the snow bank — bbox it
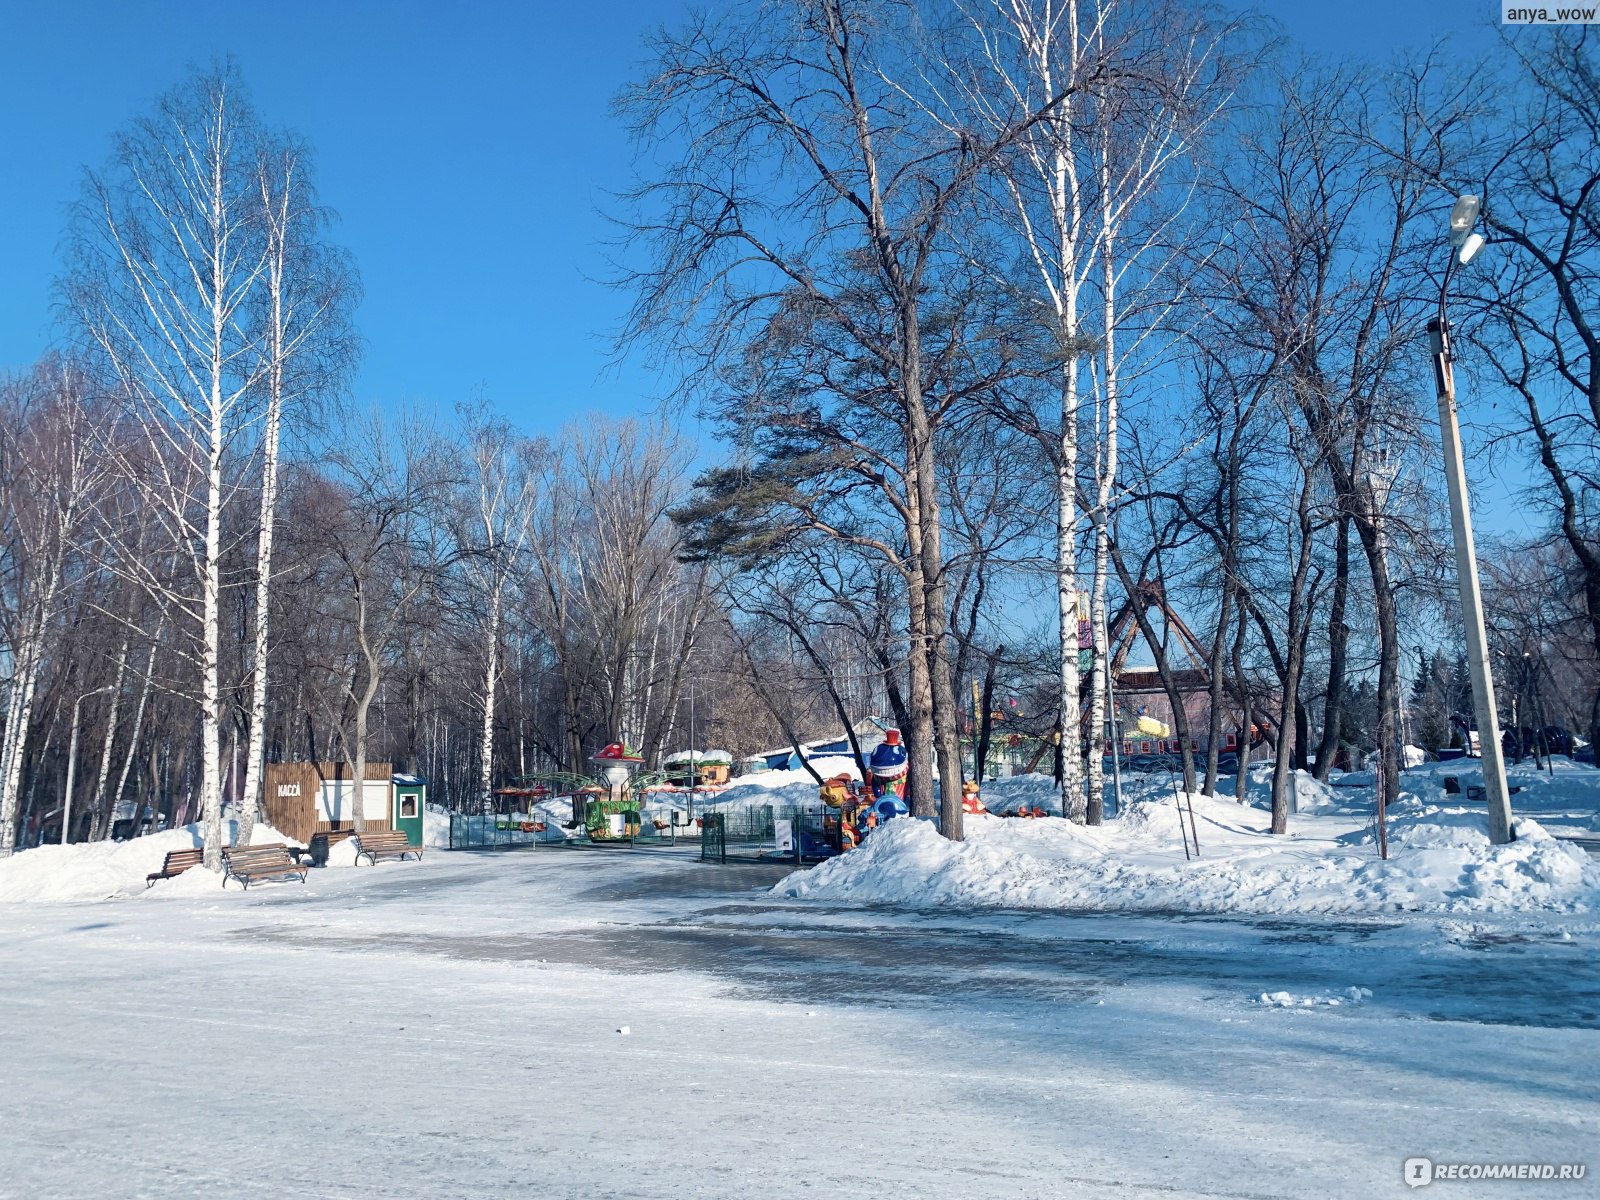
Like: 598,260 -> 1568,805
974,774 -> 1063,814
711,778 -> 829,812
775,788 -> 1600,916
715,759 -> 863,801
0,819 -> 295,904
424,807 -> 452,849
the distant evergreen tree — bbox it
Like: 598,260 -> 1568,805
1409,648 -> 1448,751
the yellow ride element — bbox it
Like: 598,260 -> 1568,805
1134,714 -> 1171,738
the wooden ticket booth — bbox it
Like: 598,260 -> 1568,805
261,762 -> 394,845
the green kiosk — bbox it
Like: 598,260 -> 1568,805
392,774 -> 427,847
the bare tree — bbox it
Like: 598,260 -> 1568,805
1426,30 -> 1600,750
621,0 -> 1104,838
235,127 -> 359,846
301,411 -> 456,831
0,364 -> 107,852
458,410 -> 537,806
66,67 -> 273,866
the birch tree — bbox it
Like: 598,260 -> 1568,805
970,0 -> 1239,821
235,131 -> 359,846
459,411 -> 537,805
961,0 -> 1103,821
66,67 -> 271,866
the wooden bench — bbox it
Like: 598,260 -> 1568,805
146,847 -> 205,888
353,830 -> 423,865
221,843 -> 310,889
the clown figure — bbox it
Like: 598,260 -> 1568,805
867,728 -> 909,803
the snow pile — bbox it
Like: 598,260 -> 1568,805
704,761 -> 877,814
325,834 -> 363,867
775,787 -> 1600,916
976,774 -> 1063,815
663,748 -> 733,765
0,819 -> 295,904
424,807 -> 452,849
710,777 -> 829,812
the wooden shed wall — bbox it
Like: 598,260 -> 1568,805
261,762 -> 393,844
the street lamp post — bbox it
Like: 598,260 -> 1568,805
61,684 -> 115,846
1428,194 -> 1514,845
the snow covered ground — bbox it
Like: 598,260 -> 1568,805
0,818 -> 299,903
0,844 -> 1595,1198
0,758 -> 1596,1196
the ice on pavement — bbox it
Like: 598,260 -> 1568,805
1258,987 -> 1373,1008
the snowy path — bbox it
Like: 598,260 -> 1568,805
1,848 -> 1596,1198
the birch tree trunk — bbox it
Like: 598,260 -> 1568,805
200,340 -> 227,862
66,68 -> 276,870
460,412 -> 534,808
1085,177 -> 1120,826
236,315 -> 283,850
983,0 -> 1090,820
0,627 -> 52,853
239,137 -> 356,846
479,582 -> 503,806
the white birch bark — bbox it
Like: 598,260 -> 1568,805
200,308 -> 227,863
239,140 -> 353,846
66,70 -> 272,869
979,0 -> 1095,820
1086,144 -> 1120,822
0,629 -> 50,853
461,414 -> 535,808
235,371 -> 279,849
479,582 -> 503,805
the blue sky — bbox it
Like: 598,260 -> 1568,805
1,0 -> 674,430
0,0 -> 1502,440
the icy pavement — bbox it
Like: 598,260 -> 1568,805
1,848 -> 1596,1198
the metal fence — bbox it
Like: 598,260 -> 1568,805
446,809 -> 693,852
700,804 -> 838,864
448,812 -> 549,851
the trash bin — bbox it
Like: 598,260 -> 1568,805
308,832 -> 332,867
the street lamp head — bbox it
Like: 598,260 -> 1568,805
1457,231 -> 1487,266
1449,194 -> 1481,247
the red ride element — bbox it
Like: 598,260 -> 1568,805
591,741 -> 644,763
